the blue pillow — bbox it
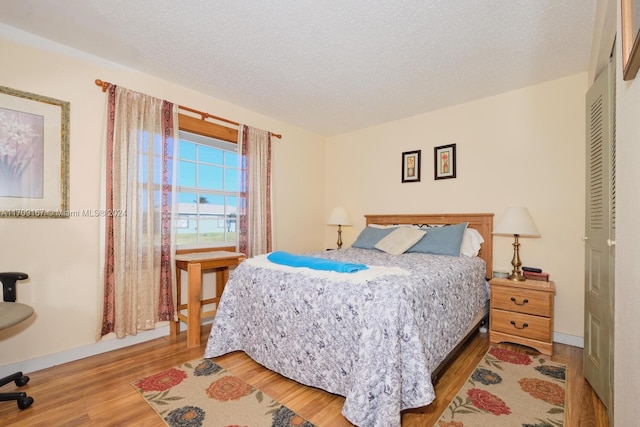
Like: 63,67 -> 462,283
407,222 -> 468,256
351,226 -> 397,249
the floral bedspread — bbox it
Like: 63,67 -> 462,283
205,248 -> 488,427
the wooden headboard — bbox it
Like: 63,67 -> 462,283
365,213 -> 494,279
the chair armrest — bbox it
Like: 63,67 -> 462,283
0,272 -> 29,302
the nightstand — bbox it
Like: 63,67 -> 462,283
489,277 -> 556,355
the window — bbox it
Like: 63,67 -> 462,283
176,130 -> 239,247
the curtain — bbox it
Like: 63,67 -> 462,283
100,85 -> 178,338
237,124 -> 273,258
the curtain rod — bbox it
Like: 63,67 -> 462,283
94,79 -> 282,139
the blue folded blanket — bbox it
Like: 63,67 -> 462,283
266,251 -> 369,273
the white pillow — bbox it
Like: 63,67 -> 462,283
460,228 -> 484,257
375,227 -> 426,255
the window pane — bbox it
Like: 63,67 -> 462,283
224,218 -> 238,233
225,168 -> 238,191
180,140 -> 196,161
225,151 -> 237,167
177,193 -> 198,227
199,145 -> 223,165
175,214 -> 198,245
227,195 -> 238,211
198,164 -> 223,190
196,195 -> 223,214
180,161 -> 196,187
178,192 -> 198,205
195,195 -> 210,205
200,217 -> 226,243
207,195 -> 225,206
198,217 -> 221,236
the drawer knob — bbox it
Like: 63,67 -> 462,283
510,320 -> 529,330
510,297 -> 529,306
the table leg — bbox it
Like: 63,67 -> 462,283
187,262 -> 202,348
215,268 -> 229,304
170,265 -> 182,338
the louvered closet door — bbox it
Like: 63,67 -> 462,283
584,59 -> 615,419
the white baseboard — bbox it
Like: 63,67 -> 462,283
554,331 -> 584,348
0,325 -> 172,377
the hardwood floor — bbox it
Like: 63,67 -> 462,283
0,325 -> 609,426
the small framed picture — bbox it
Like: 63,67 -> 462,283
434,144 -> 456,180
401,150 -> 421,183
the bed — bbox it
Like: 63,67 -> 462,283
205,213 -> 494,427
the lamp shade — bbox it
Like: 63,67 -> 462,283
493,207 -> 540,237
327,207 -> 351,226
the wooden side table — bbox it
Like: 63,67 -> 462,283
170,250 -> 245,348
489,277 -> 556,355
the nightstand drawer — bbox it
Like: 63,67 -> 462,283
491,286 -> 552,317
491,309 -> 552,342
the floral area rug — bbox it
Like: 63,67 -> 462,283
132,358 -> 316,427
435,346 -> 566,427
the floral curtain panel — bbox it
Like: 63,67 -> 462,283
237,125 -> 272,258
100,85 -> 178,338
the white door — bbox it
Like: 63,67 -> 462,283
584,59 -> 615,420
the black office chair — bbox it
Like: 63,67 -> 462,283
0,272 -> 34,410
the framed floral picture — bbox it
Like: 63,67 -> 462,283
434,144 -> 456,180
401,150 -> 421,183
0,86 -> 70,218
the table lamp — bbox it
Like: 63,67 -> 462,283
493,207 -> 540,281
327,207 -> 352,249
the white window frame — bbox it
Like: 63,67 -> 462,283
176,130 -> 239,249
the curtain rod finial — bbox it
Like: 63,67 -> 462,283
95,79 -> 109,92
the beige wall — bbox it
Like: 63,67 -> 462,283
325,74 -> 588,341
0,29 -> 326,369
614,2 -> 640,423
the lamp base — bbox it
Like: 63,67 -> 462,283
508,272 -> 526,282
508,234 -> 526,281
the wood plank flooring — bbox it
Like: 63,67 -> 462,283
0,325 -> 609,426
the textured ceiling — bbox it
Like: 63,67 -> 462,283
0,1 -> 597,136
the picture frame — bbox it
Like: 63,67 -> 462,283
434,143 -> 456,180
622,0 -> 640,80
401,150 -> 421,183
0,86 -> 70,218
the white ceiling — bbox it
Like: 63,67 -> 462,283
0,0 -> 598,136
